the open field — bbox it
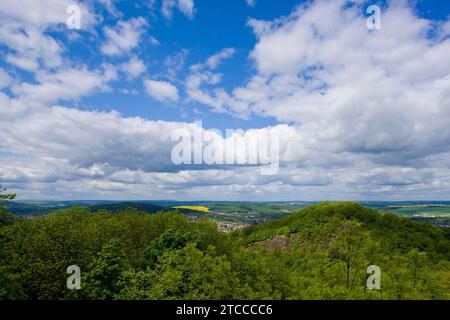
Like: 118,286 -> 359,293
173,205 -> 209,212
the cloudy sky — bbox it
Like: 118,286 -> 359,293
0,0 -> 450,201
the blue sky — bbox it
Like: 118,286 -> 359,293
52,0 -> 450,129
66,0 -> 294,130
1,0 -> 450,200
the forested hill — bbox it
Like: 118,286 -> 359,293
238,202 -> 449,261
0,202 -> 449,300
87,202 -> 168,213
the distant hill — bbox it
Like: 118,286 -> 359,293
4,201 -> 170,216
87,202 -> 168,213
5,200 -> 450,227
4,201 -> 73,215
238,202 -> 450,260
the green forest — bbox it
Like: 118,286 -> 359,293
0,192 -> 449,299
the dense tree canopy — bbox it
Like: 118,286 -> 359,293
0,186 -> 16,227
0,202 -> 448,300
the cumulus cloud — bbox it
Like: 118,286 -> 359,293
0,21 -> 64,72
205,48 -> 235,69
0,106 -> 314,199
164,49 -> 189,79
10,65 -> 116,107
0,0 -> 98,72
120,56 -> 146,79
101,17 -> 147,56
2,98 -> 449,200
0,0 -> 95,28
177,0 -> 195,19
1,0 -> 450,200
186,48 -> 236,112
162,0 -> 195,21
191,0 -> 450,167
144,79 -> 179,102
0,68 -> 12,89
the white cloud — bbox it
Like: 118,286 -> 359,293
162,0 -> 195,20
185,48 -> 236,113
205,48 -> 235,69
177,0 -> 195,19
0,21 -> 63,72
120,56 -> 146,79
0,0 -> 99,72
144,79 -> 179,102
161,0 -> 176,20
101,17 -> 147,56
0,0 -> 95,28
119,88 -> 139,95
246,0 -> 256,7
164,49 -> 188,79
1,0 -> 450,200
149,36 -> 160,46
10,66 -> 116,107
2,100 -> 450,200
186,72 -> 230,113
190,1 -> 450,166
0,68 -> 12,88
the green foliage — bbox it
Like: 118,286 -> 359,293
0,202 -> 449,300
142,229 -> 204,268
119,243 -> 241,300
0,185 -> 16,202
75,240 -> 129,299
0,186 -> 16,227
